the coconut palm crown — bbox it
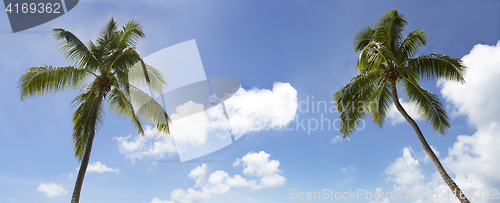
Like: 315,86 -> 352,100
333,9 -> 469,202
18,18 -> 170,203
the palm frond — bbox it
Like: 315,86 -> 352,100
128,61 -> 167,95
368,81 -> 392,127
357,41 -> 395,72
71,82 -> 104,160
375,8 -> 407,51
103,47 -> 166,95
19,66 -> 93,100
354,25 -> 375,52
96,18 -> 119,52
406,53 -> 466,83
333,70 -> 382,137
118,20 -> 145,49
53,28 -> 98,68
104,47 -> 140,73
127,83 -> 170,134
107,86 -> 144,135
402,78 -> 449,134
397,28 -> 427,60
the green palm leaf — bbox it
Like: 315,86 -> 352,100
71,82 -> 104,160
333,70 -> 382,137
368,81 -> 392,127
53,29 -> 98,69
118,19 -> 145,49
19,65 -> 93,100
128,61 -> 167,95
402,78 -> 449,134
354,25 -> 375,52
397,28 -> 427,60
128,83 -> 171,134
107,86 -> 145,135
407,53 -> 466,83
374,8 -> 407,51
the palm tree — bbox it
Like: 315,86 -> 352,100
19,18 -> 170,203
333,9 -> 469,203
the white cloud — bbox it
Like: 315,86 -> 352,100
37,183 -> 68,197
169,101 -> 221,147
383,147 -> 494,203
169,101 -> 231,157
85,161 -> 119,173
115,125 -> 177,162
151,151 -> 285,203
151,197 -> 175,203
116,82 -> 298,162
233,151 -> 281,178
385,148 -> 425,187
439,41 -> 500,129
188,164 -> 207,188
438,40 -> 500,189
444,124 -> 500,188
225,82 -> 298,137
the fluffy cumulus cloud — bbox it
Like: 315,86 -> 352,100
188,164 -> 208,188
439,41 -> 500,129
37,183 -> 68,197
151,151 -> 285,203
115,82 -> 297,161
443,125 -> 500,190
232,151 -> 285,189
385,148 -> 425,187
438,41 -> 500,190
85,161 -> 120,173
114,125 -> 177,162
224,82 -> 298,136
168,101 -> 223,147
383,147 -> 490,203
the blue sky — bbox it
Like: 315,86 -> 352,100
1,0 -> 500,203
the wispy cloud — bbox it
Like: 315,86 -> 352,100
115,125 -> 178,162
341,165 -> 357,172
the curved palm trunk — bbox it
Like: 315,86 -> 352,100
389,82 -> 470,203
70,91 -> 105,203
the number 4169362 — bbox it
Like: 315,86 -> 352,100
5,3 -> 61,14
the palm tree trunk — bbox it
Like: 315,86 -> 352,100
389,82 -> 470,203
70,90 -> 105,203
